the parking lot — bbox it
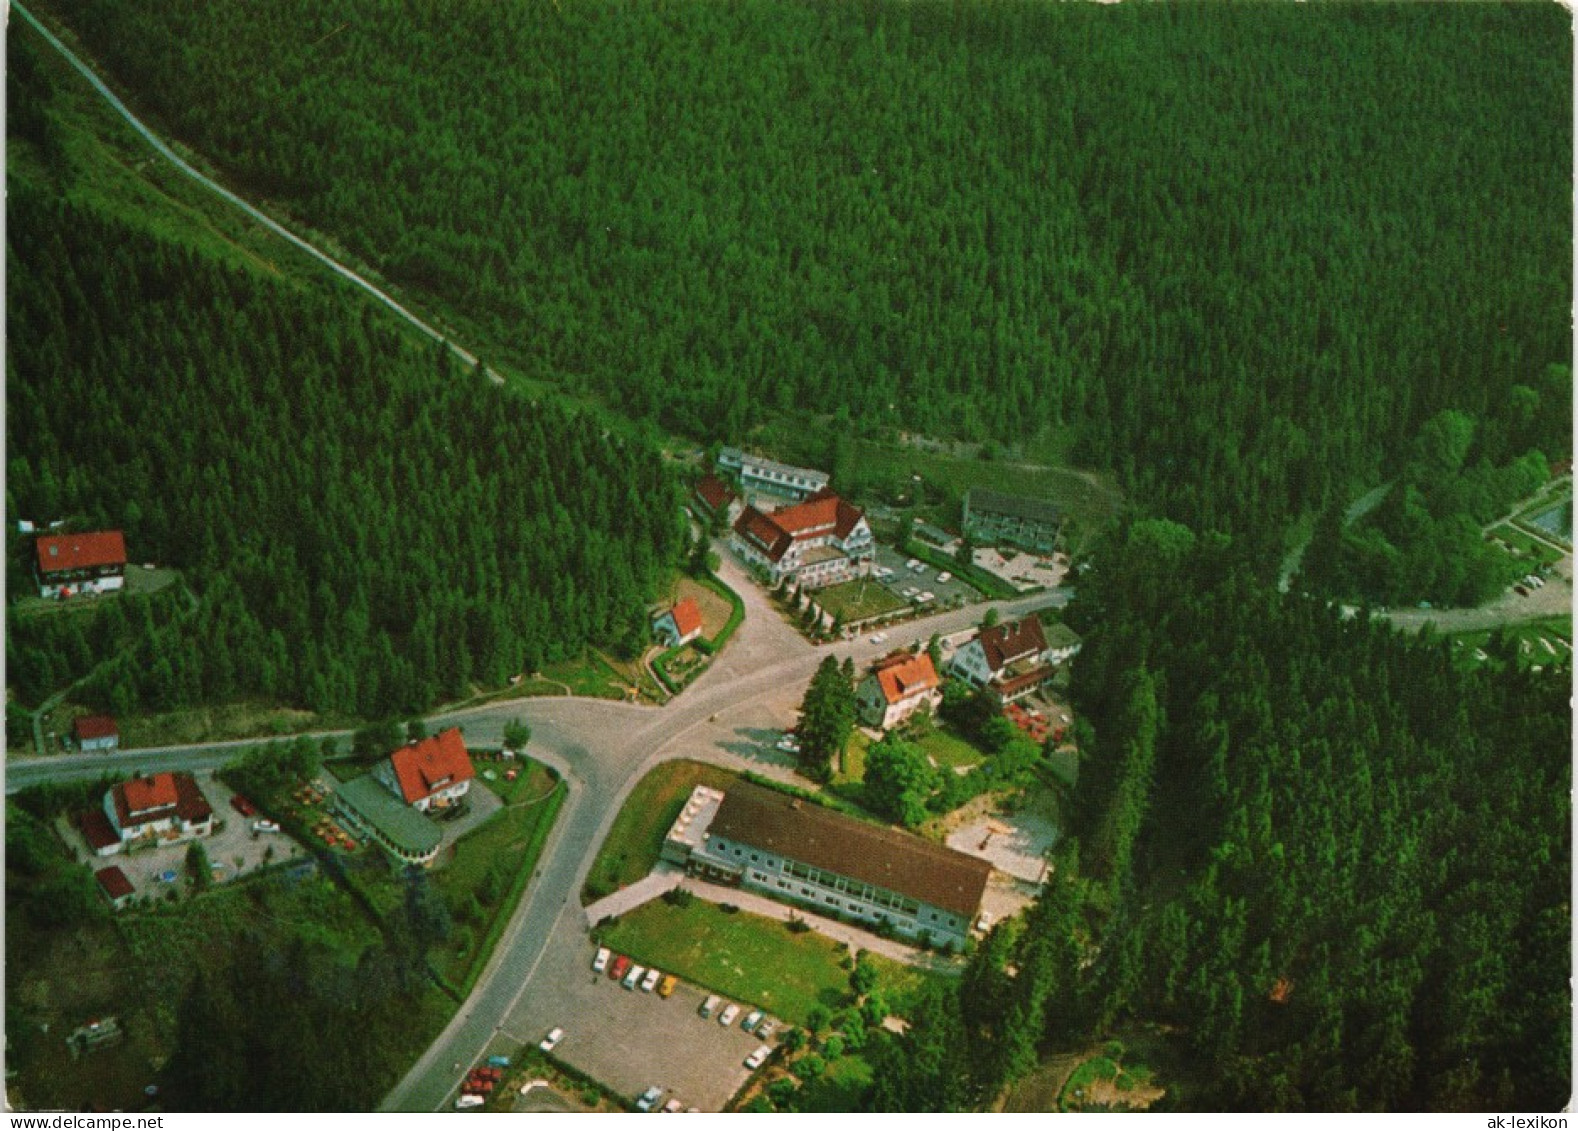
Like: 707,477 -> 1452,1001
867,543 -> 979,614
499,937 -> 773,1112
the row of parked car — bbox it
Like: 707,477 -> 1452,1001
594,946 -> 679,996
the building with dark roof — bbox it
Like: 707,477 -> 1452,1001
948,616 -> 1078,704
331,774 -> 443,867
667,780 -> 991,951
962,489 -> 1062,553
35,531 -> 127,599
729,489 -> 874,589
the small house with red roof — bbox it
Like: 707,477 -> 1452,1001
729,489 -> 874,589
35,531 -> 127,599
857,651 -> 943,730
372,727 -> 475,813
692,475 -> 742,526
948,617 -> 1079,704
90,771 -> 214,854
73,715 -> 120,753
653,597 -> 705,648
94,866 -> 136,911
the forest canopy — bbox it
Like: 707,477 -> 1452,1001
44,0 -> 1573,534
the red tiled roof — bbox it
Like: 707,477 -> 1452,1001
694,475 -> 734,513
73,715 -> 119,742
732,491 -> 865,564
79,808 -> 120,851
979,617 -> 1048,673
35,531 -> 126,575
873,652 -> 940,706
95,866 -> 134,900
389,728 -> 475,805
670,597 -> 703,640
992,664 -> 1055,700
112,772 -> 210,829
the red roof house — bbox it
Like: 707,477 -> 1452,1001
35,531 -> 127,597
73,715 -> 120,751
100,772 -> 214,849
858,651 -> 942,729
729,489 -> 874,588
382,728 -> 475,811
94,866 -> 136,909
654,596 -> 705,647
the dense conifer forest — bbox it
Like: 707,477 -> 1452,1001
46,0 -> 1572,534
859,523 -> 1570,1111
6,181 -> 682,717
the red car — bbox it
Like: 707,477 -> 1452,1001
608,954 -> 631,981
230,795 -> 257,817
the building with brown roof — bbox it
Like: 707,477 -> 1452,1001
729,489 -> 874,590
35,531 -> 127,599
692,475 -> 742,526
653,596 -> 705,648
670,780 -> 991,951
373,727 -> 475,812
94,866 -> 136,911
948,616 -> 1078,704
72,715 -> 120,753
857,651 -> 942,730
93,772 -> 214,854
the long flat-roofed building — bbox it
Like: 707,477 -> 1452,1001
668,780 -> 990,951
718,448 -> 830,501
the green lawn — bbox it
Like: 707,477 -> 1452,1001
433,763 -> 565,990
1488,524 -> 1564,565
915,728 -> 986,772
541,654 -> 635,700
582,760 -> 740,902
595,899 -> 862,1023
815,579 -> 909,624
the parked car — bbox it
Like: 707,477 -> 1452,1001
756,1019 -> 777,1042
487,1055 -> 512,1068
1516,585 -> 1530,596
657,973 -> 678,998
936,571 -> 952,584
252,819 -> 280,834
455,1095 -> 485,1109
744,1045 -> 773,1070
741,1009 -> 764,1034
636,1087 -> 663,1112
593,946 -> 611,974
699,995 -> 721,1019
539,1028 -> 564,1053
906,558 -> 923,571
976,911 -> 994,932
641,967 -> 662,993
775,733 -> 801,753
662,1099 -> 684,1113
609,954 -> 631,981
870,632 -> 887,644
624,964 -> 647,990
230,795 -> 257,817
718,1003 -> 740,1027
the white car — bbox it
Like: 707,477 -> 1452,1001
742,1009 -> 764,1033
936,571 -> 952,584
775,733 -> 801,753
624,964 -> 646,990
641,967 -> 661,993
907,559 -> 924,572
455,1094 -> 485,1109
539,1027 -> 564,1052
252,819 -> 280,834
593,946 -> 611,974
718,1003 -> 740,1027
870,632 -> 887,644
744,1045 -> 773,1070
636,1087 -> 663,1112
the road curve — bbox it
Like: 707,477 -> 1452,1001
11,0 -> 479,372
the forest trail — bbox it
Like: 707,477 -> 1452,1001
13,1 -> 480,372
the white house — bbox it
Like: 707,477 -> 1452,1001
948,617 -> 1076,704
79,772 -> 215,857
717,448 -> 829,501
730,489 -> 874,590
373,727 -> 475,812
857,651 -> 942,730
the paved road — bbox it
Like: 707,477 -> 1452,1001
12,0 -> 480,375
